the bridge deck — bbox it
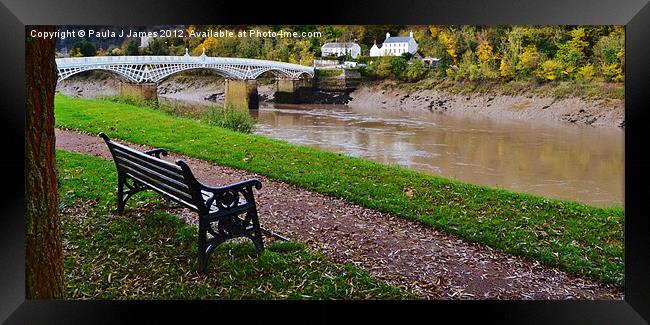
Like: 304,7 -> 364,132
55,54 -> 315,83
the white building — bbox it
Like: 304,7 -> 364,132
370,32 -> 419,57
140,36 -> 152,48
321,42 -> 361,59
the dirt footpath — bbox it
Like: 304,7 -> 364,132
56,128 -> 623,300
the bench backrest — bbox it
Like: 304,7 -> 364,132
100,133 -> 204,211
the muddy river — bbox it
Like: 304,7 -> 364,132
250,103 -> 624,208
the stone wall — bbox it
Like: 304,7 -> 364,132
119,82 -> 158,101
224,79 -> 259,110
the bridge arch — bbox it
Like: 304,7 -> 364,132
55,55 -> 315,83
57,65 -> 303,84
57,66 -> 141,83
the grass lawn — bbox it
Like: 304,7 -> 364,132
58,150 -> 412,299
54,94 -> 624,284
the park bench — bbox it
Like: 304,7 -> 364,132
99,133 -> 265,274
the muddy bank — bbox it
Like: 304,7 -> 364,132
56,72 -> 277,106
57,72 -> 353,106
349,83 -> 624,128
55,71 -> 120,98
159,75 -> 277,105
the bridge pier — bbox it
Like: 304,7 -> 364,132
119,82 -> 158,102
224,79 -> 259,110
274,78 -> 314,104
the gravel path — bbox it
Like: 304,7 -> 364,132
56,128 -> 623,300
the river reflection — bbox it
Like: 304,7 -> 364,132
253,103 -> 624,208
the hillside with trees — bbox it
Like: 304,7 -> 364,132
58,25 -> 625,97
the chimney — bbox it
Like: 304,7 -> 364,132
410,31 -> 414,38
386,32 -> 390,39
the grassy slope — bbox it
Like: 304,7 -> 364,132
54,94 -> 624,284
373,78 -> 625,101
58,150 -> 411,299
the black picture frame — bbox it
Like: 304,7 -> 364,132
1,0 -> 648,323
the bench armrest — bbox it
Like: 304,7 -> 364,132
144,148 -> 168,159
200,179 -> 262,193
200,179 -> 262,210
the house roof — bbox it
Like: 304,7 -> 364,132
384,36 -> 413,43
371,43 -> 383,49
322,42 -> 360,49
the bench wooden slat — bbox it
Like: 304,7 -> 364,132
114,155 -> 190,193
111,146 -> 186,182
117,163 -> 196,204
108,140 -> 180,170
127,174 -> 199,211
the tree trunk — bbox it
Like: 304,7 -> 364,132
25,25 -> 64,299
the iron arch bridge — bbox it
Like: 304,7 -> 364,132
55,54 -> 315,83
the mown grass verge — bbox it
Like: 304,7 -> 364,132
54,94 -> 624,284
57,149 -> 412,299
315,68 -> 344,78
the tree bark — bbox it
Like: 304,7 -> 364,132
25,25 -> 64,299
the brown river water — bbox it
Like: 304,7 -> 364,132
250,103 -> 624,208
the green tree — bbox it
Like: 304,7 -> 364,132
555,27 -> 590,79
146,38 -> 170,55
593,28 -> 624,82
476,41 -> 498,79
71,40 -> 96,57
290,40 -> 315,66
404,59 -> 427,81
373,56 -> 394,78
515,45 -> 540,77
391,56 -> 408,78
122,39 -> 140,55
500,26 -> 524,80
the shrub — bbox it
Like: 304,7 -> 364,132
469,63 -> 483,81
537,59 -> 563,81
499,58 -> 514,79
315,69 -> 343,78
576,64 -> 596,82
71,40 -> 97,57
594,32 -> 624,66
203,105 -> 256,134
391,56 -> 408,77
516,45 -> 540,77
594,31 -> 625,82
372,57 -> 394,79
601,63 -> 624,82
103,94 -> 158,110
403,59 -> 427,82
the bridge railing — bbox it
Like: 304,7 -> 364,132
55,55 -> 314,74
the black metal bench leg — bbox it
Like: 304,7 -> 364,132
117,173 -> 126,215
249,209 -> 265,253
197,219 -> 208,275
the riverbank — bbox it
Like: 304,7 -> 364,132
54,95 -> 624,284
56,129 -> 622,299
56,71 -> 624,127
349,80 -> 624,128
55,71 -> 278,106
